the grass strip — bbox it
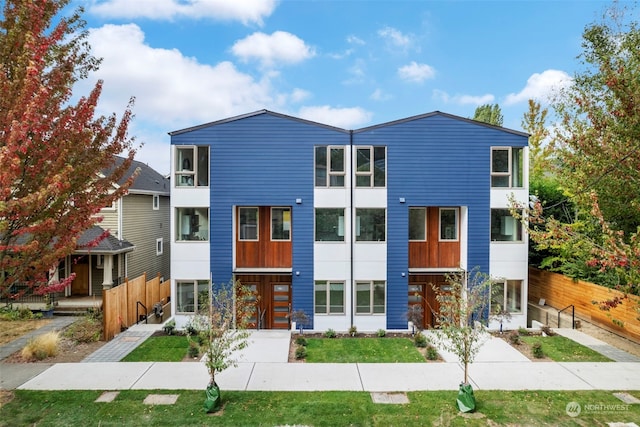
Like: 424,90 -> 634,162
121,335 -> 189,362
304,337 -> 425,363
521,335 -> 613,362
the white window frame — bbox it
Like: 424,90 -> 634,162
355,208 -> 386,242
409,207 -> 427,241
491,146 -> 524,188
491,279 -> 523,314
271,207 -> 291,241
314,281 -> 345,315
354,146 -> 386,188
315,208 -> 345,242
355,280 -> 386,315
175,145 -> 209,188
439,208 -> 459,242
176,280 -> 210,314
239,207 -> 259,241
315,146 -> 345,187
176,207 -> 209,242
491,209 -> 523,242
156,238 -> 163,255
152,194 -> 160,210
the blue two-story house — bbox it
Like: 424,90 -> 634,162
169,110 -> 529,331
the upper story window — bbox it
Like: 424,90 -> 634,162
176,207 -> 209,241
271,207 -> 291,241
409,207 -> 427,241
152,195 -> 160,210
156,238 -> 163,255
176,146 -> 209,187
315,208 -> 345,242
315,146 -> 345,187
439,208 -> 458,241
491,147 -> 523,188
239,207 -> 258,241
355,146 -> 386,187
491,209 -> 523,242
356,208 -> 386,242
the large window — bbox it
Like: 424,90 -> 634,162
355,146 -> 386,187
491,147 -> 523,188
491,280 -> 522,313
439,208 -> 458,241
176,280 -> 209,313
176,207 -> 209,241
409,207 -> 426,241
315,146 -> 345,187
491,209 -> 523,242
239,207 -> 258,241
355,281 -> 386,314
315,208 -> 345,242
271,207 -> 291,241
176,146 -> 209,187
355,208 -> 386,242
314,281 -> 345,314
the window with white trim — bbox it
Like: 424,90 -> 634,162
491,147 -> 523,188
491,280 -> 523,313
439,208 -> 458,241
175,146 -> 209,187
153,195 -> 160,210
314,281 -> 345,314
239,207 -> 258,241
176,280 -> 209,313
176,207 -> 209,241
315,146 -> 345,187
271,207 -> 291,241
491,209 -> 523,242
315,208 -> 345,242
156,238 -> 163,255
355,208 -> 386,242
409,207 -> 427,241
355,281 -> 386,314
355,146 -> 386,187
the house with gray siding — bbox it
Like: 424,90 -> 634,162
169,110 -> 529,331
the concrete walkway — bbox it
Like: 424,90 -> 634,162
555,328 -> 640,362
82,323 -> 159,362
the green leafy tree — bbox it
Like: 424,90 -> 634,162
0,0 -> 136,297
521,99 -> 551,181
472,103 -> 503,126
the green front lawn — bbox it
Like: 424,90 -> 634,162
303,337 -> 426,363
520,335 -> 613,362
2,389 -> 638,426
121,335 -> 189,362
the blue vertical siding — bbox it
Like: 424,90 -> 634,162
354,113 -> 528,329
172,112 -> 349,328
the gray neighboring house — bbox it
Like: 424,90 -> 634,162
62,157 -> 171,297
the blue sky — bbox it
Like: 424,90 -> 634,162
74,0 -> 613,174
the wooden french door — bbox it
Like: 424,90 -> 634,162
236,275 -> 291,329
408,274 -> 447,329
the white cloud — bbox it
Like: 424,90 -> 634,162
504,69 -> 573,105
398,61 -> 435,83
370,88 -> 392,101
378,26 -> 411,49
89,0 -> 277,25
433,89 -> 494,105
231,31 -> 315,67
347,35 -> 365,45
297,106 -> 372,129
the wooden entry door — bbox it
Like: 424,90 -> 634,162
236,275 -> 291,329
408,275 -> 447,329
71,263 -> 89,295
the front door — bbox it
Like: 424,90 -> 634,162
71,263 -> 90,296
408,274 -> 447,329
236,275 -> 292,329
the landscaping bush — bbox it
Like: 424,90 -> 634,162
188,341 -> 200,358
508,331 -> 521,345
324,328 -> 337,338
295,336 -> 307,346
22,331 -> 59,360
426,344 -> 439,360
63,316 -> 102,343
517,327 -> 530,336
532,342 -> 545,358
348,325 -> 357,337
295,345 -> 307,360
377,329 -> 386,338
0,305 -> 34,321
414,331 -> 428,348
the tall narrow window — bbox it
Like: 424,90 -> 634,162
239,207 -> 258,241
315,146 -> 345,187
491,147 -> 523,188
355,208 -> 386,242
409,207 -> 427,241
439,208 -> 458,241
152,195 -> 160,210
355,146 -> 386,187
271,207 -> 291,241
315,208 -> 345,242
491,209 -> 523,242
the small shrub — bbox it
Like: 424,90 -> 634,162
508,331 -> 521,345
517,327 -> 530,336
295,345 -> 307,360
532,342 -> 544,359
163,319 -> 176,335
414,331 -> 428,348
0,305 -> 34,321
295,336 -> 307,346
377,329 -> 386,338
63,317 -> 102,343
348,325 -> 357,337
188,341 -> 200,358
324,328 -> 337,338
426,344 -> 439,360
22,331 -> 60,361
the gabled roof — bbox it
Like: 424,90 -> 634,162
168,109 -> 351,136
109,156 -> 170,196
74,225 -> 135,255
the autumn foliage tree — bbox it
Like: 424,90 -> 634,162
0,0 -> 136,297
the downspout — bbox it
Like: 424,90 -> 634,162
349,130 -> 354,328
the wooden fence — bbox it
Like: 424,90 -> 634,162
103,273 -> 171,341
528,267 -> 640,342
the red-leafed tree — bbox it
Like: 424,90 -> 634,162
0,0 -> 137,298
